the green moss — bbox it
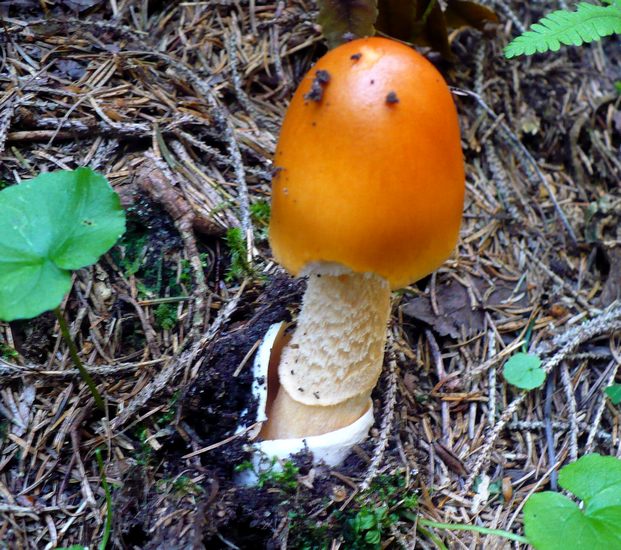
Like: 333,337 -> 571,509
225,227 -> 253,282
250,200 -> 271,242
0,343 -> 18,360
287,472 -> 420,549
154,303 -> 178,330
156,475 -> 204,497
234,458 -> 300,491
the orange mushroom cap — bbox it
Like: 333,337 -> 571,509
269,37 -> 465,289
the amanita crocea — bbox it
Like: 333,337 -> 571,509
260,37 -> 465,442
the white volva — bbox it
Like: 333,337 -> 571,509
237,318 -> 376,486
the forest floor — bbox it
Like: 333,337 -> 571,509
1,1 -> 620,549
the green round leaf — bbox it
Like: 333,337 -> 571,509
524,454 -> 621,550
0,168 -> 125,321
503,352 -> 545,390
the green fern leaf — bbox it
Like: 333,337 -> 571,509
504,2 -> 621,58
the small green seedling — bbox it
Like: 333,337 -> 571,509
524,454 -> 621,549
503,352 -> 546,390
344,505 -> 389,547
341,474 -> 421,548
605,384 -> 621,405
505,1 -> 621,58
235,457 -> 300,490
0,168 -> 126,410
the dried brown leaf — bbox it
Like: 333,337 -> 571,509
433,441 -> 469,476
444,0 -> 499,33
0,385 -> 35,437
317,0 -> 378,49
376,0 -> 498,59
600,245 -> 621,307
402,277 -> 529,339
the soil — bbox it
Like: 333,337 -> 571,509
1,1 -> 620,550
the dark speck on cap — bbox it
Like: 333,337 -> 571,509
386,91 -> 399,104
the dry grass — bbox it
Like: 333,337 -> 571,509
0,1 -> 620,548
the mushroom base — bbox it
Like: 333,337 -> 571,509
260,387 -> 371,439
261,267 -> 391,439
237,321 -> 374,486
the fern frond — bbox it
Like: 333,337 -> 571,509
504,2 -> 621,58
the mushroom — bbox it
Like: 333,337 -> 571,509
261,37 -> 465,441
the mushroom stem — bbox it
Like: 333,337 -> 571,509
261,268 -> 391,440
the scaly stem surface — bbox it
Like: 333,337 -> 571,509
262,269 -> 390,439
